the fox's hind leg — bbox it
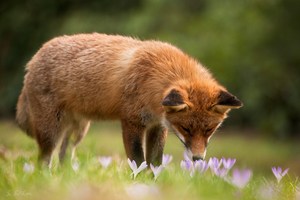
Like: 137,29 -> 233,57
37,133 -> 58,167
70,120 -> 90,162
59,129 -> 72,164
34,110 -> 64,167
145,124 -> 167,166
58,119 -> 90,164
26,91 -> 67,167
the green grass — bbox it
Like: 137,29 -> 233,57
0,121 -> 299,200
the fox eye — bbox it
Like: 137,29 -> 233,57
205,127 -> 214,135
180,125 -> 191,135
206,128 -> 213,132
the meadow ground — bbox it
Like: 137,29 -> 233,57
0,121 -> 299,200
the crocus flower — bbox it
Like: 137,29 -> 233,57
183,150 -> 192,161
150,164 -> 164,180
194,160 -> 209,174
180,159 -> 194,171
180,160 -> 194,177
208,157 -> 222,174
214,167 -> 228,178
23,162 -> 34,173
230,169 -> 252,189
127,159 -> 148,179
162,154 -> 173,167
98,156 -> 112,169
72,160 -> 80,172
222,157 -> 236,170
271,167 -> 289,183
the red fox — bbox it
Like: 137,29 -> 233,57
16,33 -> 242,167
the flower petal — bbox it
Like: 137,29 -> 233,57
272,166 -> 282,181
23,162 -> 35,173
180,160 -> 193,171
214,167 -> 228,178
282,168 -> 289,176
127,158 -> 137,171
222,158 -> 236,169
150,164 -> 164,180
231,169 -> 252,189
136,161 -> 148,174
99,156 -> 112,168
183,150 -> 193,161
150,164 -> 155,172
162,154 -> 173,167
195,160 -> 209,174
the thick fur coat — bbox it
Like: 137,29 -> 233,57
16,33 -> 242,166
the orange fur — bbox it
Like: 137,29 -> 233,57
16,33 -> 242,166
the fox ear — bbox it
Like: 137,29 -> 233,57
162,89 -> 188,113
213,91 -> 243,114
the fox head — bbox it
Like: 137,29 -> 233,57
162,83 -> 242,161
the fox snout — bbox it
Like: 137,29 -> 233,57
191,150 -> 206,161
185,147 -> 206,161
192,155 -> 204,161
173,128 -> 208,161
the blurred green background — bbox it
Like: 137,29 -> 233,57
0,0 -> 299,138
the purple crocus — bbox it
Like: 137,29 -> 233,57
230,169 -> 252,189
183,150 -> 192,161
214,167 -> 228,178
180,160 -> 194,171
23,162 -> 35,174
98,156 -> 112,169
162,154 -> 173,167
180,160 -> 194,177
222,157 -> 236,170
194,160 -> 209,174
150,164 -> 164,180
208,157 -> 222,174
271,167 -> 289,183
71,160 -> 80,172
127,159 -> 148,179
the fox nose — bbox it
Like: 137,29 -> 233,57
192,155 -> 203,161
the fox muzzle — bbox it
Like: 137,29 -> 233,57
192,155 -> 204,161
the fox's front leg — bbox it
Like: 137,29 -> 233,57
121,119 -> 146,165
145,125 -> 167,166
